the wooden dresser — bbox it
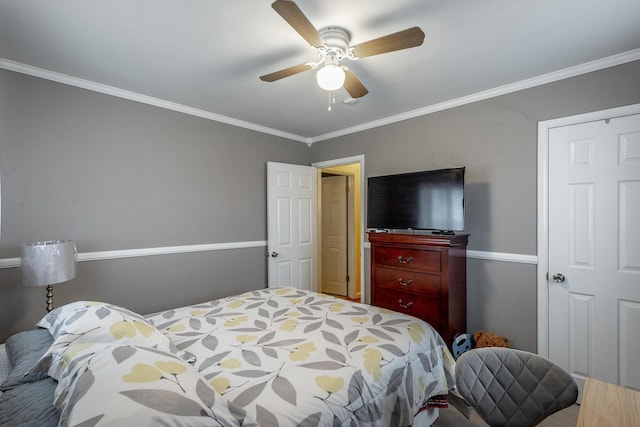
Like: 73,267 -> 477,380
368,231 -> 469,347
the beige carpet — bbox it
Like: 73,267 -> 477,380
433,404 -> 580,427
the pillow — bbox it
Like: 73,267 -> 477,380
54,344 -> 256,427
31,301 -> 181,380
0,329 -> 53,391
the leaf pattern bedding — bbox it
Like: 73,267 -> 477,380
145,287 -> 455,426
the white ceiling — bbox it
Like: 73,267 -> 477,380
1,0 -> 639,143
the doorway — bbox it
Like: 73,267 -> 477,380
313,156 -> 364,302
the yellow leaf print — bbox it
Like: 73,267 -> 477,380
133,320 -> 154,337
224,315 -> 249,327
315,375 -> 345,394
290,298 -> 302,305
168,323 -> 186,332
363,348 -> 382,381
408,322 -> 424,344
227,299 -> 244,309
276,289 -> 290,295
62,343 -> 94,366
219,358 -> 241,369
236,334 -> 257,343
210,377 -> 230,394
190,309 -> 206,316
155,360 -> 187,375
359,335 -> 379,344
110,320 -> 136,339
123,364 -> 163,383
286,311 -> 300,317
351,317 -> 369,325
329,303 -> 344,312
297,342 -> 316,352
419,376 -> 425,399
289,351 -> 310,361
280,319 -> 298,332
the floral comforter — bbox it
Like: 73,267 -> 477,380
32,288 -> 454,426
146,287 -> 455,426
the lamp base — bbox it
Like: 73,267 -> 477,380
46,284 -> 54,312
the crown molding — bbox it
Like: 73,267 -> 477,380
0,58 -> 308,143
2,49 -> 639,145
309,49 -> 640,143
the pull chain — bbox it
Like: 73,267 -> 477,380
327,91 -> 336,111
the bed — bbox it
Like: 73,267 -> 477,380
0,287 -> 456,426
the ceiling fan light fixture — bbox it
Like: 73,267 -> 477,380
316,60 -> 345,91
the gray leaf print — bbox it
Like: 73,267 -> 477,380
325,318 -> 345,330
299,361 -> 344,370
112,346 -> 137,364
232,381 -> 268,407
261,347 -> 278,359
256,404 -> 279,427
325,348 -> 346,363
367,328 -> 394,341
95,307 -> 111,320
242,349 -> 262,366
295,412 -> 322,427
344,330 -> 359,345
234,370 -> 271,378
201,335 -> 218,351
303,321 -> 323,334
71,414 -> 105,427
272,375 -> 297,405
196,378 -> 217,408
379,344 -> 405,357
257,331 -> 276,344
321,330 -> 341,346
347,371 -> 365,404
385,367 -> 404,396
120,389 -> 205,416
189,318 -> 202,330
198,350 -> 231,372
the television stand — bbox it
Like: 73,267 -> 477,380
368,231 -> 469,347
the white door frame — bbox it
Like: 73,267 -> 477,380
536,103 -> 640,357
313,155 -> 365,303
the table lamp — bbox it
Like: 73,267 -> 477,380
21,240 -> 77,312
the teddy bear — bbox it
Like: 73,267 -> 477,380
473,330 -> 510,348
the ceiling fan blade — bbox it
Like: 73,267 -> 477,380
260,63 -> 313,82
350,27 -> 425,58
272,0 -> 325,48
343,69 -> 368,98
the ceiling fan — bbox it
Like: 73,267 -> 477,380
260,0 -> 425,101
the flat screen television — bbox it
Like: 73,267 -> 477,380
367,167 -> 465,233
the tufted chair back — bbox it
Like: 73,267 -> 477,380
454,347 -> 578,427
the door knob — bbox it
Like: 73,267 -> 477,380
552,273 -> 566,283
270,251 -> 279,258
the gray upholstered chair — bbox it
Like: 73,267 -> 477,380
454,347 -> 578,427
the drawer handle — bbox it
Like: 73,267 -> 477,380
398,278 -> 414,287
398,299 -> 413,309
397,256 -> 414,264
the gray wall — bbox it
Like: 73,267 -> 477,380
0,69 -> 310,341
2,61 -> 639,349
310,60 -> 640,351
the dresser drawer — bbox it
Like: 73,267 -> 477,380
374,246 -> 441,272
375,266 -> 441,297
374,288 -> 440,321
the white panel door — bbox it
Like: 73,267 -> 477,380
267,162 -> 317,291
548,114 -> 640,396
321,175 -> 348,296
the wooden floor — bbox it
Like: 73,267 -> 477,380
433,404 -> 580,427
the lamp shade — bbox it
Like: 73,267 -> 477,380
21,240 -> 77,287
